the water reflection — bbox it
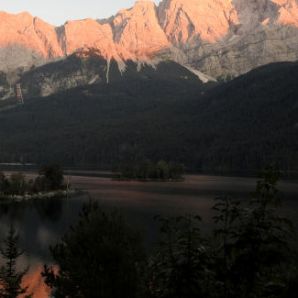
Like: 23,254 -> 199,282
0,196 -> 84,264
21,265 -> 52,298
33,198 -> 63,222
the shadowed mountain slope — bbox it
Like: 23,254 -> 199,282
0,61 -> 297,174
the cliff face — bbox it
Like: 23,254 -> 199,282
158,0 -> 239,46
60,19 -> 120,60
157,0 -> 298,78
0,12 -> 62,73
0,11 -> 60,58
186,0 -> 298,78
0,0 -> 298,87
110,0 -> 170,60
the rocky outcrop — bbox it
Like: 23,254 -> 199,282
0,11 -> 61,73
20,54 -> 109,98
19,53 -> 209,99
273,0 -> 298,26
157,0 -> 298,78
111,0 -> 170,60
60,19 -> 120,60
158,0 -> 239,46
189,24 -> 298,78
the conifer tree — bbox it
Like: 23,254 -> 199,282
0,225 -> 29,298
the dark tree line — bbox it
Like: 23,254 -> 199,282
115,160 -> 185,180
1,62 -> 298,175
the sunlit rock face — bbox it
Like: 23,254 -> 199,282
176,0 -> 298,78
0,11 -> 62,73
273,0 -> 298,26
1,0 -> 298,85
111,0 -> 170,60
0,11 -> 61,58
60,19 -> 122,61
158,0 -> 239,46
55,0 -> 171,63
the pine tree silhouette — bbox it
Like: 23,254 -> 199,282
0,225 -> 29,298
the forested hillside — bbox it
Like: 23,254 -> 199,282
0,61 -> 297,174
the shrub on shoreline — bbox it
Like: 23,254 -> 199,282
0,165 -> 66,197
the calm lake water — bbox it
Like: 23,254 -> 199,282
0,174 -> 298,295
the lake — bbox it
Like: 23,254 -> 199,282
0,174 -> 297,296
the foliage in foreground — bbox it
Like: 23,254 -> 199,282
0,226 -> 29,298
148,215 -> 216,298
42,167 -> 298,298
42,202 -> 145,298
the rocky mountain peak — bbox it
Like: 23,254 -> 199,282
0,10 -> 61,74
158,0 -> 239,46
1,0 -> 298,86
111,0 -> 170,60
61,18 -> 119,60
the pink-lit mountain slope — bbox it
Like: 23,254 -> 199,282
0,0 -> 298,91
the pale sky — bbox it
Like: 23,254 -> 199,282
0,0 -> 161,26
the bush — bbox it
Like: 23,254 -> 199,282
7,173 -> 27,196
148,216 -> 216,298
42,202 -> 146,298
0,226 -> 29,297
0,173 -> 28,196
37,165 -> 64,191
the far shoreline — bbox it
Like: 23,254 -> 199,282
1,166 -> 298,182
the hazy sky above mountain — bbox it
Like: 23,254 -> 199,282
1,0 -> 161,25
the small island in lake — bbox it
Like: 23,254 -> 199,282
0,165 -> 76,201
113,160 -> 185,181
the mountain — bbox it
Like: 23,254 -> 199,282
0,61 -> 297,173
0,57 -> 207,168
158,0 -> 238,46
159,0 -> 298,78
110,0 -> 170,61
1,0 -> 298,94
